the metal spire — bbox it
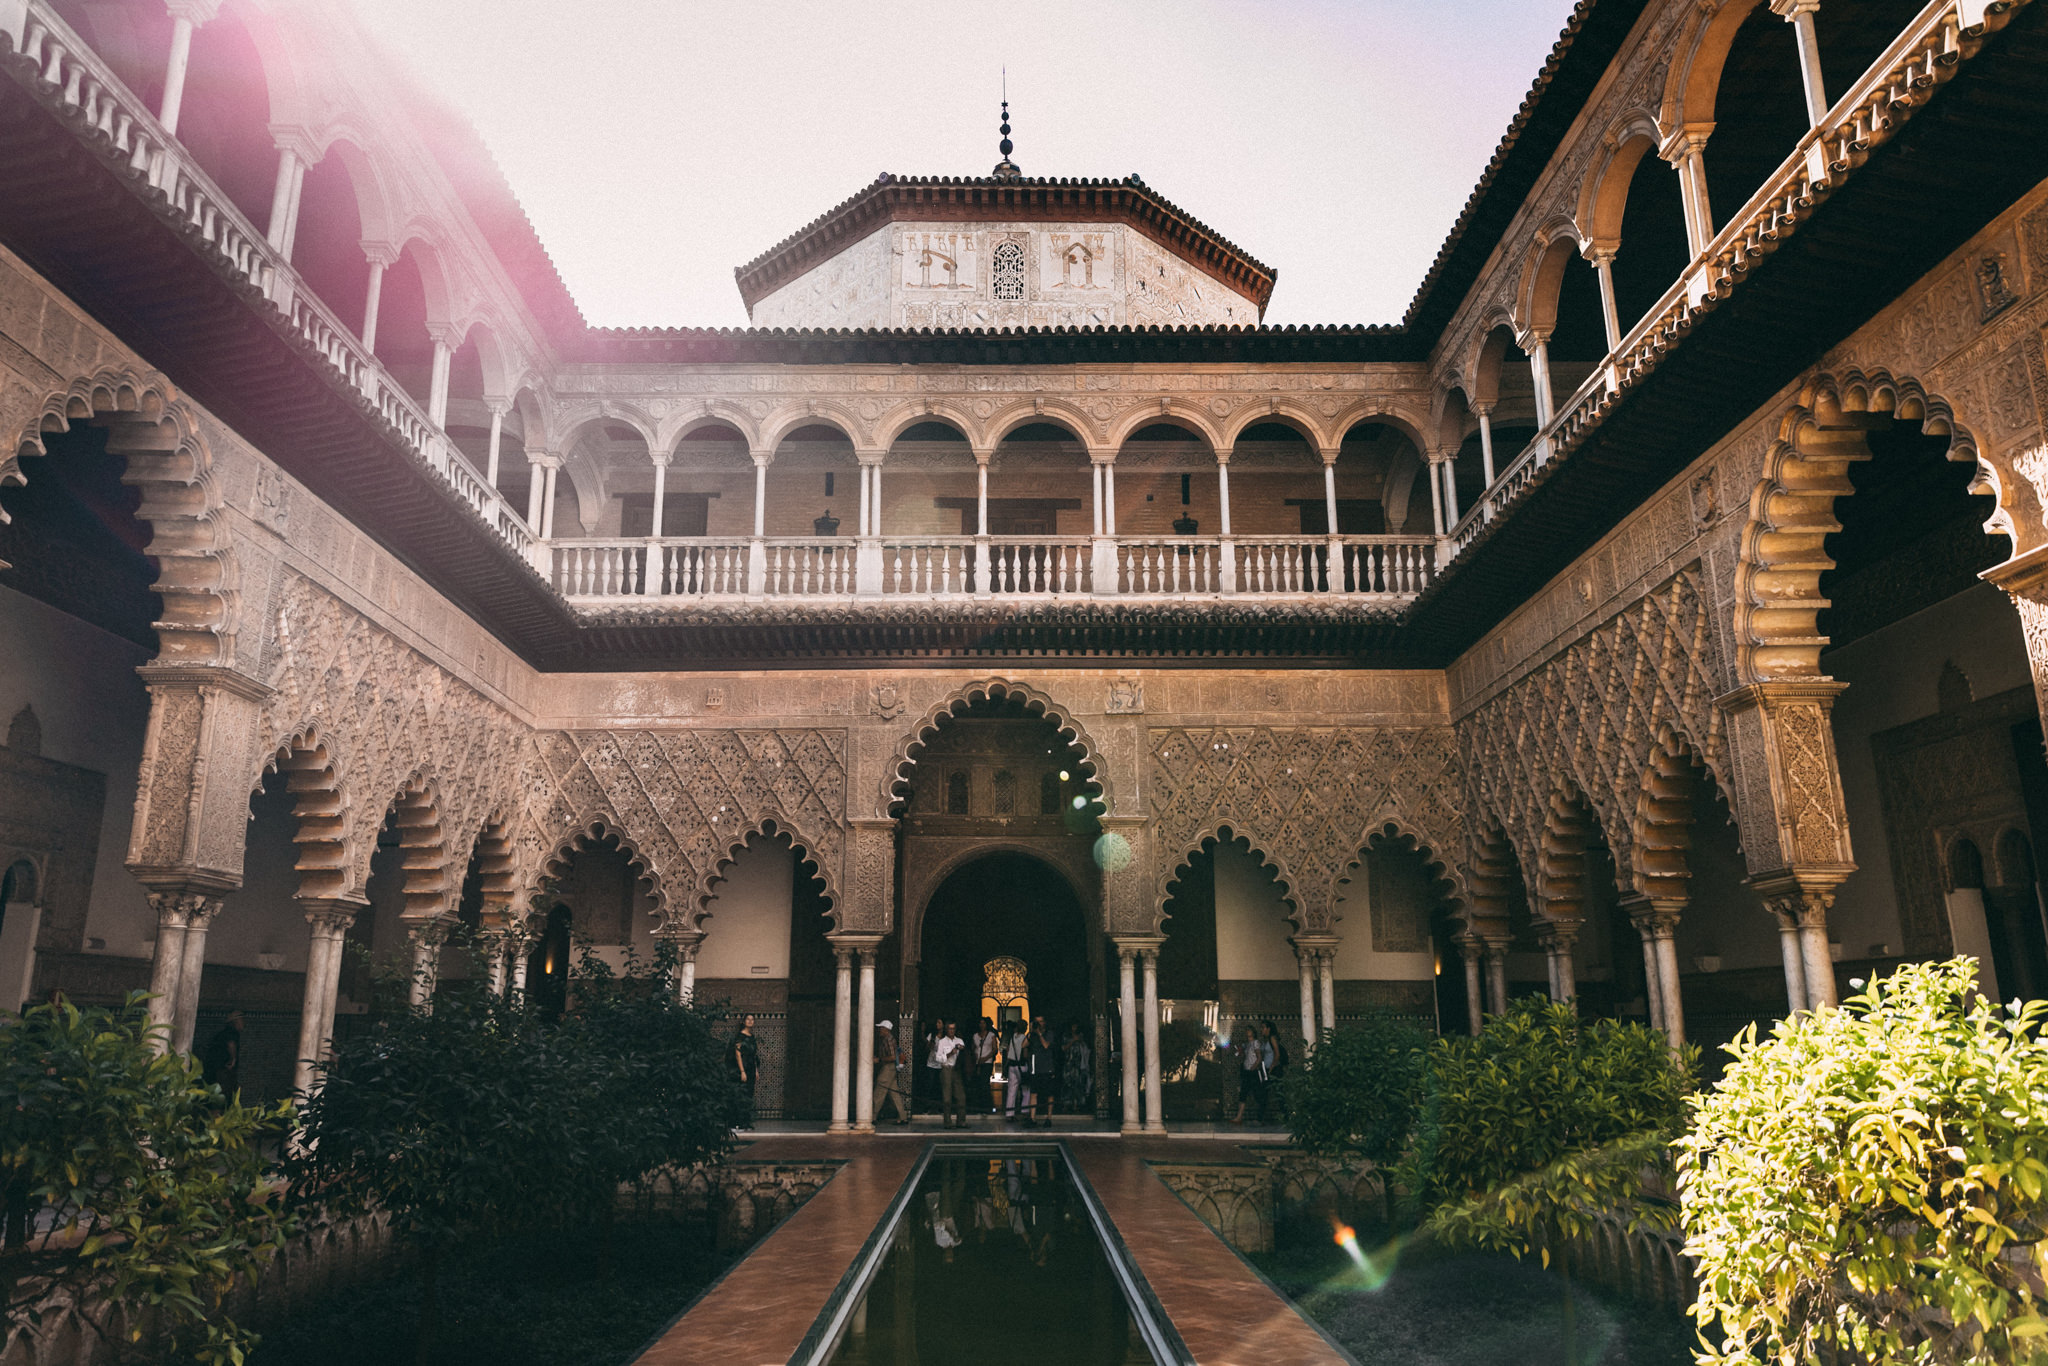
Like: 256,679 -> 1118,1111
993,71 -> 1021,180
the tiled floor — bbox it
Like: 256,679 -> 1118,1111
632,1132 -> 1347,1365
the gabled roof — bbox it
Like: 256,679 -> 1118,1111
731,175 -> 1279,316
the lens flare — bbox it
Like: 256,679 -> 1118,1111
1329,1217 -> 1402,1291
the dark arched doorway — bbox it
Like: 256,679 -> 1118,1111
919,851 -> 1091,1049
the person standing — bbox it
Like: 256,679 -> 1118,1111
201,1010 -> 244,1098
728,1013 -> 759,1128
1004,1016 -> 1033,1123
972,1016 -> 998,1115
934,1019 -> 967,1127
873,1019 -> 911,1125
1264,1020 -> 1290,1119
1059,1023 -> 1092,1116
1029,1016 -> 1057,1123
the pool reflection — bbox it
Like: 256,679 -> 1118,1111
826,1153 -> 1154,1365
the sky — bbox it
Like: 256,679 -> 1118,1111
346,0 -> 1584,329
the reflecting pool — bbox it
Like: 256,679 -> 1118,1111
817,1148 -> 1169,1365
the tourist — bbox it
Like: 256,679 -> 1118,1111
1265,1021 -> 1290,1109
1004,1017 -> 1033,1123
1029,1016 -> 1057,1123
922,1019 -> 946,1111
972,1016 -> 998,1114
728,1014 -> 759,1128
873,1020 -> 911,1125
934,1019 -> 967,1127
1233,1023 -> 1273,1125
1060,1023 -> 1092,1115
201,1010 -> 244,1099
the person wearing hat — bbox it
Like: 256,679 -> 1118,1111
873,1019 -> 912,1125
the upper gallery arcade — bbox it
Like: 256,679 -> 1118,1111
5,0 -> 2048,1133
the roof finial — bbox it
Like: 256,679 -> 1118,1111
993,70 -> 1021,181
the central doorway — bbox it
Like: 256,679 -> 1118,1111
919,853 -> 1090,1035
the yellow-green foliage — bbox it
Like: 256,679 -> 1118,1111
1678,960 -> 2048,1365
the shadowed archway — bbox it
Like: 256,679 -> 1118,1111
918,851 -> 1091,1052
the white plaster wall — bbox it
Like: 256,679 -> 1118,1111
1822,582 -> 2030,961
750,221 -> 1260,330
0,585 -> 154,958
213,778 -> 316,970
1213,842 -> 1296,980
697,839 -> 795,979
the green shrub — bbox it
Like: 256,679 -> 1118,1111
1406,995 -> 1693,1256
1678,959 -> 2048,1365
287,950 -> 745,1365
1282,1012 -> 1432,1164
0,992 -> 295,1365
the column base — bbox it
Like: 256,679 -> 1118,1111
853,1121 -> 875,1135
827,1121 -> 852,1134
1142,1121 -> 1166,1134
1120,1123 -> 1140,1135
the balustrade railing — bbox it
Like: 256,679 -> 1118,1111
550,534 -> 1436,604
1442,0 -> 2007,564
5,1 -> 536,563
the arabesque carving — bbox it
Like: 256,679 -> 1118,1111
1147,725 -> 1470,933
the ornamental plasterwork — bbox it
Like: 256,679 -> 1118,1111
516,728 -> 850,930
257,574 -> 530,902
1455,566 -> 1729,906
1146,725 -> 1472,935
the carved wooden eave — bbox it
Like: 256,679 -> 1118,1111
731,176 -> 1279,317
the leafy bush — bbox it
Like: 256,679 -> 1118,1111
1678,959 -> 2048,1365
1405,996 -> 1693,1256
0,992 -> 295,1365
1282,1012 -> 1432,1164
287,950 -> 746,1363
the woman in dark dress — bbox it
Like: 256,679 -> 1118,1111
728,1014 -> 759,1128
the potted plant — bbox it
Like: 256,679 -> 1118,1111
813,509 -> 839,536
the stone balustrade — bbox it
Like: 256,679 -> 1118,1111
547,532 -> 1439,605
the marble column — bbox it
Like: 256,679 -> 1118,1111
171,901 -> 219,1055
1781,0 -> 1828,127
1317,950 -> 1338,1036
1295,946 -> 1316,1048
855,945 -> 878,1134
1622,895 -> 1687,1049
1118,947 -> 1140,1134
406,922 -> 446,1011
1473,403 -> 1497,486
829,945 -> 854,1133
1140,947 -> 1165,1133
292,898 -> 363,1097
143,892 -> 194,1051
1539,922 -> 1578,1005
1591,248 -> 1622,353
1484,941 -> 1510,1016
1458,937 -> 1485,1035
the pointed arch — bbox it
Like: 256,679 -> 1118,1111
693,813 -> 842,932
1156,823 -> 1302,936
1735,368 -> 2013,682
881,677 -> 1112,818
9,367 -> 237,664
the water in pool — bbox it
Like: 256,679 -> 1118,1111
825,1152 -> 1156,1365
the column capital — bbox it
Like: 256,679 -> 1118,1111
648,450 -> 673,469
827,931 -> 887,952
404,918 -> 452,948
482,394 -> 514,417
1316,446 -> 1342,467
146,887 -> 226,927
1111,934 -> 1166,954
165,0 -> 225,23
1089,448 -> 1118,467
1290,933 -> 1339,954
972,446 -> 996,467
1769,0 -> 1822,17
1584,243 -> 1619,266
424,321 -> 464,349
1616,893 -> 1684,939
1468,400 -> 1494,418
528,449 -> 563,471
854,449 -> 887,467
1516,325 -> 1553,352
750,446 -> 775,468
1535,920 -> 1579,952
1750,871 -> 1840,931
300,896 -> 367,936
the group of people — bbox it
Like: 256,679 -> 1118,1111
1230,1019 -> 1290,1124
874,1014 -> 1093,1128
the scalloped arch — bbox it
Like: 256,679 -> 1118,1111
9,367 -> 237,664
691,813 -> 842,933
1333,816 -> 1471,933
1155,823 -> 1303,936
1735,368 -> 2012,683
542,816 -> 675,926
881,677 -> 1111,817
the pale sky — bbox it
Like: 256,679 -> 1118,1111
346,0 -> 1583,329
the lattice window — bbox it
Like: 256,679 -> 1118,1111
947,770 -> 970,815
992,241 -> 1025,301
993,769 -> 1016,816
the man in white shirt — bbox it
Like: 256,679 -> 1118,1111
934,1019 -> 968,1127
